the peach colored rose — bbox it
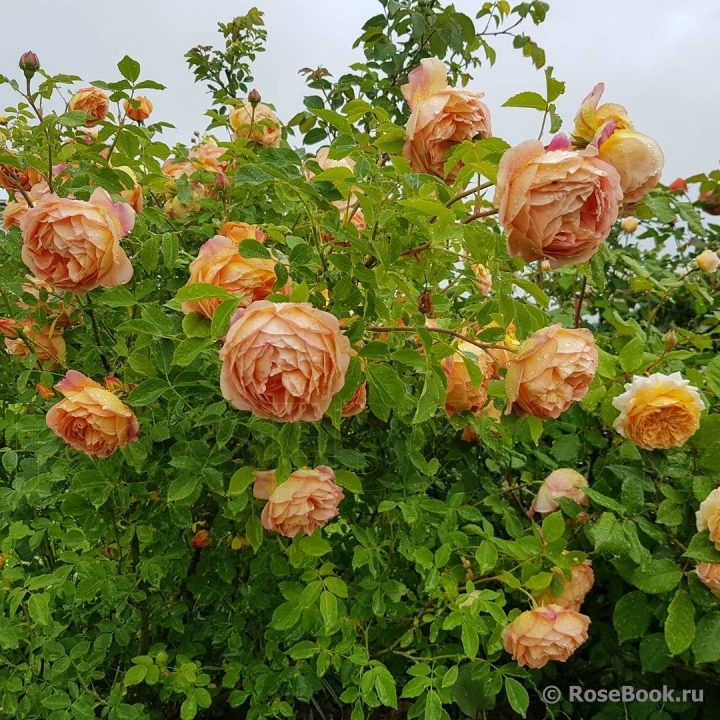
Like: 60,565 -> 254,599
219,301 -> 352,422
697,563 -> 720,597
502,604 -> 590,669
256,466 -> 344,538
123,96 -> 153,122
114,166 -> 144,214
46,370 -> 139,457
18,276 -> 77,328
696,489 -> 720,550
612,372 -> 705,450
68,87 -> 109,126
180,235 -> 291,319
219,221 -> 266,244
442,341 -> 496,417
505,325 -> 598,419
697,249 -> 720,274
401,57 -> 491,180
535,560 -> 594,610
495,135 -> 622,268
0,161 -> 42,192
229,101 -> 281,147
161,158 -> 196,180
341,382 -> 367,418
3,180 -> 51,230
189,142 -> 227,174
3,319 -> 66,367
20,188 -> 135,294
529,468 -> 589,517
470,263 -> 492,296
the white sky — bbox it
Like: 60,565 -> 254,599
1,0 -> 718,182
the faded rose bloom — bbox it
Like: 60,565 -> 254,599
3,319 -> 66,367
401,57 -> 491,180
229,100 -> 281,147
505,325 -> 598,419
219,221 -> 266,244
2,180 -> 51,230
259,466 -> 344,538
535,560 -> 594,610
495,136 -> 622,268
180,235 -> 291,319
341,382 -> 367,418
68,87 -> 110,126
503,604 -> 590,669
471,263 -> 492,296
191,530 -> 211,548
697,249 -> 720,274
697,489 -> 720,550
219,301 -> 352,422
612,372 -> 705,450
123,96 -> 153,122
442,341 -> 496,417
696,563 -> 720,597
529,468 -> 589,517
46,370 -> 139,457
620,216 -> 638,233
20,188 -> 135,294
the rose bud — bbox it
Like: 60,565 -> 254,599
36,383 -> 55,401
529,468 -> 589,518
104,376 -> 123,391
19,51 -> 40,78
534,560 -> 594,610
191,530 -> 211,548
248,89 -> 261,106
612,372 -> 705,450
105,546 -> 114,560
540,259 -> 552,272
696,563 -> 720,597
663,329 -> 678,351
471,263 -> 492,296
123,96 -> 153,123
620,216 -> 638,233
697,489 -> 720,551
668,177 -> 688,192
696,249 -> 720,274
148,491 -> 162,502
502,604 -> 590,669
698,190 -> 720,216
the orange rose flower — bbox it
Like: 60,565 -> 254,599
696,563 -> 720,597
18,276 -> 77,328
341,382 -> 367,418
229,101 -> 281,147
505,325 -> 598,419
46,370 -> 139,458
123,96 -> 153,122
68,87 -> 110,126
401,57 -> 491,180
0,161 -> 42,192
219,221 -> 266,244
495,135 -> 622,268
442,341 -> 496,417
529,468 -> 589,517
696,489 -> 720,550
3,319 -> 66,367
697,249 -> 720,274
253,466 -> 344,538
219,301 -> 351,423
180,235 -> 291,319
20,188 -> 135,294
612,372 -> 705,450
2,180 -> 51,230
503,604 -> 590,669
535,560 -> 594,610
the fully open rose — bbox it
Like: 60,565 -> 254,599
68,87 -> 110,125
229,100 -> 281,147
441,341 -> 496,417
46,370 -> 139,458
20,187 -> 135,294
219,301 -> 351,422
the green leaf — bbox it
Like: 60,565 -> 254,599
541,512 -> 565,542
632,559 -> 682,595
665,589 -> 695,656
180,696 -> 197,720
238,239 -> 272,259
705,356 -> 720,396
442,666 -> 459,688
320,590 -> 338,630
124,665 -> 148,687
28,593 -> 50,626
173,338 -> 212,367
413,373 -> 441,424
461,623 -> 479,658
366,364 -> 405,421
374,666 -> 397,708
127,379 -> 171,405
175,283 -> 236,303
334,469 -> 362,494
57,110 -> 89,127
504,677 -> 529,718
684,532 -> 720,563
2,450 -> 18,473
325,576 -> 348,598
246,515 -> 263,552
619,337 -> 645,373
236,164 -> 274,185
97,287 -> 137,307
613,591 -> 651,643
167,476 -> 200,502
424,690 -> 443,720
228,467 -> 256,497
211,298 -> 241,340
118,55 -> 141,83
183,312 -> 211,338
502,91 -> 546,110
692,612 -> 720,664
299,535 -> 331,557
584,488 -> 625,514
288,641 -> 318,659
475,541 -> 498,575
271,602 -> 302,630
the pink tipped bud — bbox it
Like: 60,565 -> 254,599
668,177 -> 688,192
103,376 -> 123,391
19,51 -> 40,78
248,89 -> 261,106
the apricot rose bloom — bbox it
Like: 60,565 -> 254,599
46,370 -> 139,458
495,135 -> 622,268
502,604 -> 590,669
123,96 -> 153,122
529,468 -> 589,517
696,563 -> 720,597
3,319 -> 66,367
229,100 -> 281,148
401,57 -> 491,180
68,87 -> 110,125
341,382 -> 367,418
535,560 -> 594,610
219,221 -> 266,244
505,325 -> 598,419
441,341 -> 496,417
219,301 -> 352,423
612,372 -> 705,450
180,235 -> 291,319
253,466 -> 344,538
696,489 -> 720,550
3,180 -> 51,230
20,188 -> 135,294
697,249 -> 720,274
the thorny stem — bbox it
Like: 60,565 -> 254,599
366,325 -> 517,355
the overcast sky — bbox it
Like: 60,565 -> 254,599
1,0 -> 718,184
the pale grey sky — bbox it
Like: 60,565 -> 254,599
1,0 -> 718,182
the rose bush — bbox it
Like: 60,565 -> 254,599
0,2 -> 719,719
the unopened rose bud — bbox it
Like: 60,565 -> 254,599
697,249 -> 720,274
19,51 -> 40,79
540,259 -> 552,272
0,116 -> 8,126
103,376 -> 123,391
36,383 -> 55,401
191,530 -> 211,548
663,329 -> 677,351
106,546 -> 114,560
248,89 -> 261,106
668,177 -> 688,192
123,96 -> 153,123
620,216 -> 638,233
148,491 -> 162,502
